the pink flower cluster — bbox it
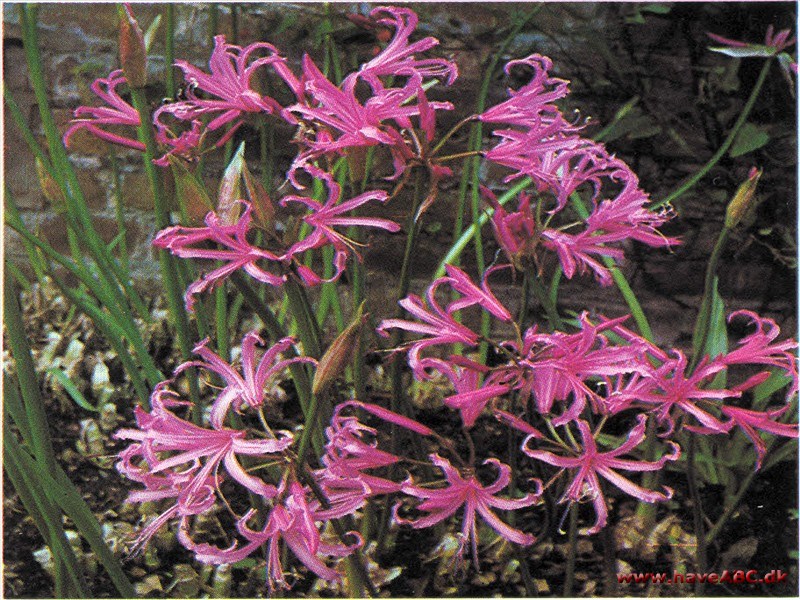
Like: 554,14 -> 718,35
77,5 -> 798,590
379,270 -> 797,534
479,54 -> 677,285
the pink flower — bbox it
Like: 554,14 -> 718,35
396,454 -> 539,567
484,187 -> 537,268
720,405 -> 798,469
357,6 -> 458,91
180,482 -> 360,590
155,36 -> 292,146
640,351 -> 736,435
289,58 -> 451,182
152,202 -> 284,311
523,415 -> 679,534
318,407 -> 404,499
426,357 -> 512,428
443,264 -> 513,322
114,384 -> 293,550
479,54 -> 570,127
63,70 -> 145,152
720,311 -> 798,398
708,25 -> 795,55
281,166 -> 400,282
378,280 -> 481,378
507,314 -> 652,425
176,333 -> 315,429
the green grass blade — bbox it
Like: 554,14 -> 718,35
48,368 -> 98,412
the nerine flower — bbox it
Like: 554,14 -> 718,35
428,357 -> 512,428
719,310 -> 798,398
180,482 -> 361,590
523,415 -> 679,534
357,5 -> 458,91
442,264 -> 513,322
281,166 -> 400,283
708,24 -> 795,55
153,203 -> 284,311
114,384 -> 293,549
155,35 -> 295,150
639,351 -> 735,435
378,282 -> 481,378
479,54 -> 570,127
288,58 -> 452,183
63,69 -> 145,152
317,406 -> 404,499
720,405 -> 799,469
506,314 -> 653,425
176,333 -> 315,429
396,454 -> 539,568
480,55 -> 678,285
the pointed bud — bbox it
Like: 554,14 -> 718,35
725,167 -> 762,229
345,146 -> 369,186
217,143 -> 247,226
35,157 -> 65,210
169,156 -> 214,225
312,303 -> 368,396
118,4 -> 147,89
241,160 -> 275,232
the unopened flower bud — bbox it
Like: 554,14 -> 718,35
725,167 -> 762,229
313,303 -> 368,395
242,163 -> 275,231
169,156 -> 214,225
35,157 -> 65,210
119,4 -> 147,88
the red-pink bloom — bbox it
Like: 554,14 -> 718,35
479,54 -> 570,127
153,202 -> 284,311
396,454 -> 539,567
317,406 -> 404,499
523,415 -> 679,534
720,405 -> 799,469
114,384 -> 292,550
484,188 -> 537,267
378,281 -> 481,378
288,57 -> 451,183
719,310 -> 798,398
63,70 -> 145,152
506,314 -> 652,425
426,357 -> 512,428
357,6 -> 458,91
281,166 -> 400,282
180,482 -> 360,590
708,25 -> 795,54
155,36 -> 292,145
640,351 -> 736,435
443,264 -> 513,322
176,333 -> 314,429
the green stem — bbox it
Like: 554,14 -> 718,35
3,421 -> 87,598
110,154 -> 130,276
690,227 -> 730,372
704,468 -> 757,545
4,273 -> 59,474
686,436 -> 707,595
5,202 -> 162,391
165,4 -> 176,98
128,85 -> 202,412
563,504 -> 579,596
652,59 -> 772,210
529,272 -> 564,331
